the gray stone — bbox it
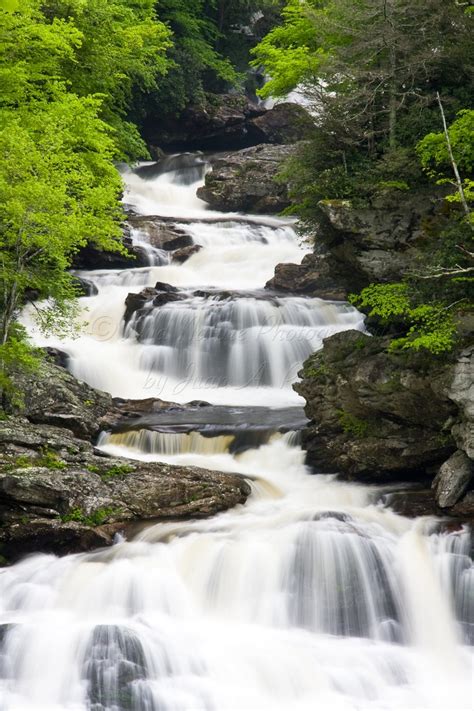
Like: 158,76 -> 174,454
0,418 -> 251,560
295,330 -> 457,481
11,359 -> 112,440
433,450 -> 473,508
197,144 -> 299,214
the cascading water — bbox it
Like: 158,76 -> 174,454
5,154 -> 473,710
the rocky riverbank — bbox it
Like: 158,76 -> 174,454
295,331 -> 474,521
0,358 -> 250,563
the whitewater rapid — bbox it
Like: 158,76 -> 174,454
5,154 -> 473,711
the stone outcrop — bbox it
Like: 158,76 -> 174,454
127,216 -> 192,251
0,419 -> 250,561
266,252 -> 347,300
144,94 -> 312,151
295,330 -> 474,520
267,190 -> 444,297
197,143 -> 299,214
11,358 -> 113,439
432,450 -> 473,508
72,232 -> 150,271
0,358 -> 251,561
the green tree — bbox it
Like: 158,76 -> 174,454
40,0 -> 172,159
0,94 -> 124,401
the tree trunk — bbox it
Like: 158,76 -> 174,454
436,92 -> 471,220
388,47 -> 397,150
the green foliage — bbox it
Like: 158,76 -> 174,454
351,283 -> 458,355
0,325 -> 42,409
417,110 -> 474,220
251,0 -> 324,99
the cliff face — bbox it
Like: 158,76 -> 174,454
284,193 -> 473,519
267,190 -> 444,297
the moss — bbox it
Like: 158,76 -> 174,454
374,376 -> 402,394
305,363 -> 330,380
87,463 -> 135,480
0,448 -> 66,473
61,506 -> 121,526
337,410 -> 372,438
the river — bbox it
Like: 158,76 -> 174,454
1,155 -> 472,710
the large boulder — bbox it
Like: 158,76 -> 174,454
433,450 -> 473,508
11,358 -> 113,440
127,216 -> 193,251
145,93 -> 266,150
144,94 -> 312,151
266,252 -> 348,300
197,144 -> 299,214
248,102 -> 313,144
0,418 -> 250,561
295,330 -> 457,482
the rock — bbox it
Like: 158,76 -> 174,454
123,287 -> 157,324
163,234 -> 194,251
127,216 -> 191,251
10,358 -> 112,440
381,488 -> 442,518
124,285 -> 182,323
266,252 -> 348,300
295,330 -> 457,482
449,346 -> 474,459
144,95 -> 312,151
71,275 -> 99,297
72,235 -> 149,271
433,450 -> 473,508
311,192 -> 444,291
172,245 -> 202,263
248,103 -> 313,144
144,93 -> 266,150
0,418 -> 251,561
197,144 -> 299,214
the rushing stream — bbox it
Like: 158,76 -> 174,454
3,155 -> 473,710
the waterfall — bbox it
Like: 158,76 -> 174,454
6,154 -> 473,710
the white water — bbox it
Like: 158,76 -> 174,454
6,156 -> 473,710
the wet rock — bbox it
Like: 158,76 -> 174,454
0,418 -> 251,561
433,451 -> 473,508
197,144 -> 299,214
127,216 -> 191,251
248,102 -> 313,144
10,358 -> 112,440
295,330 -> 457,482
72,235 -> 149,271
124,284 -> 183,323
172,244 -> 202,263
123,288 -> 157,324
71,275 -> 99,297
381,489 -> 442,518
163,234 -> 194,251
266,252 -> 348,300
